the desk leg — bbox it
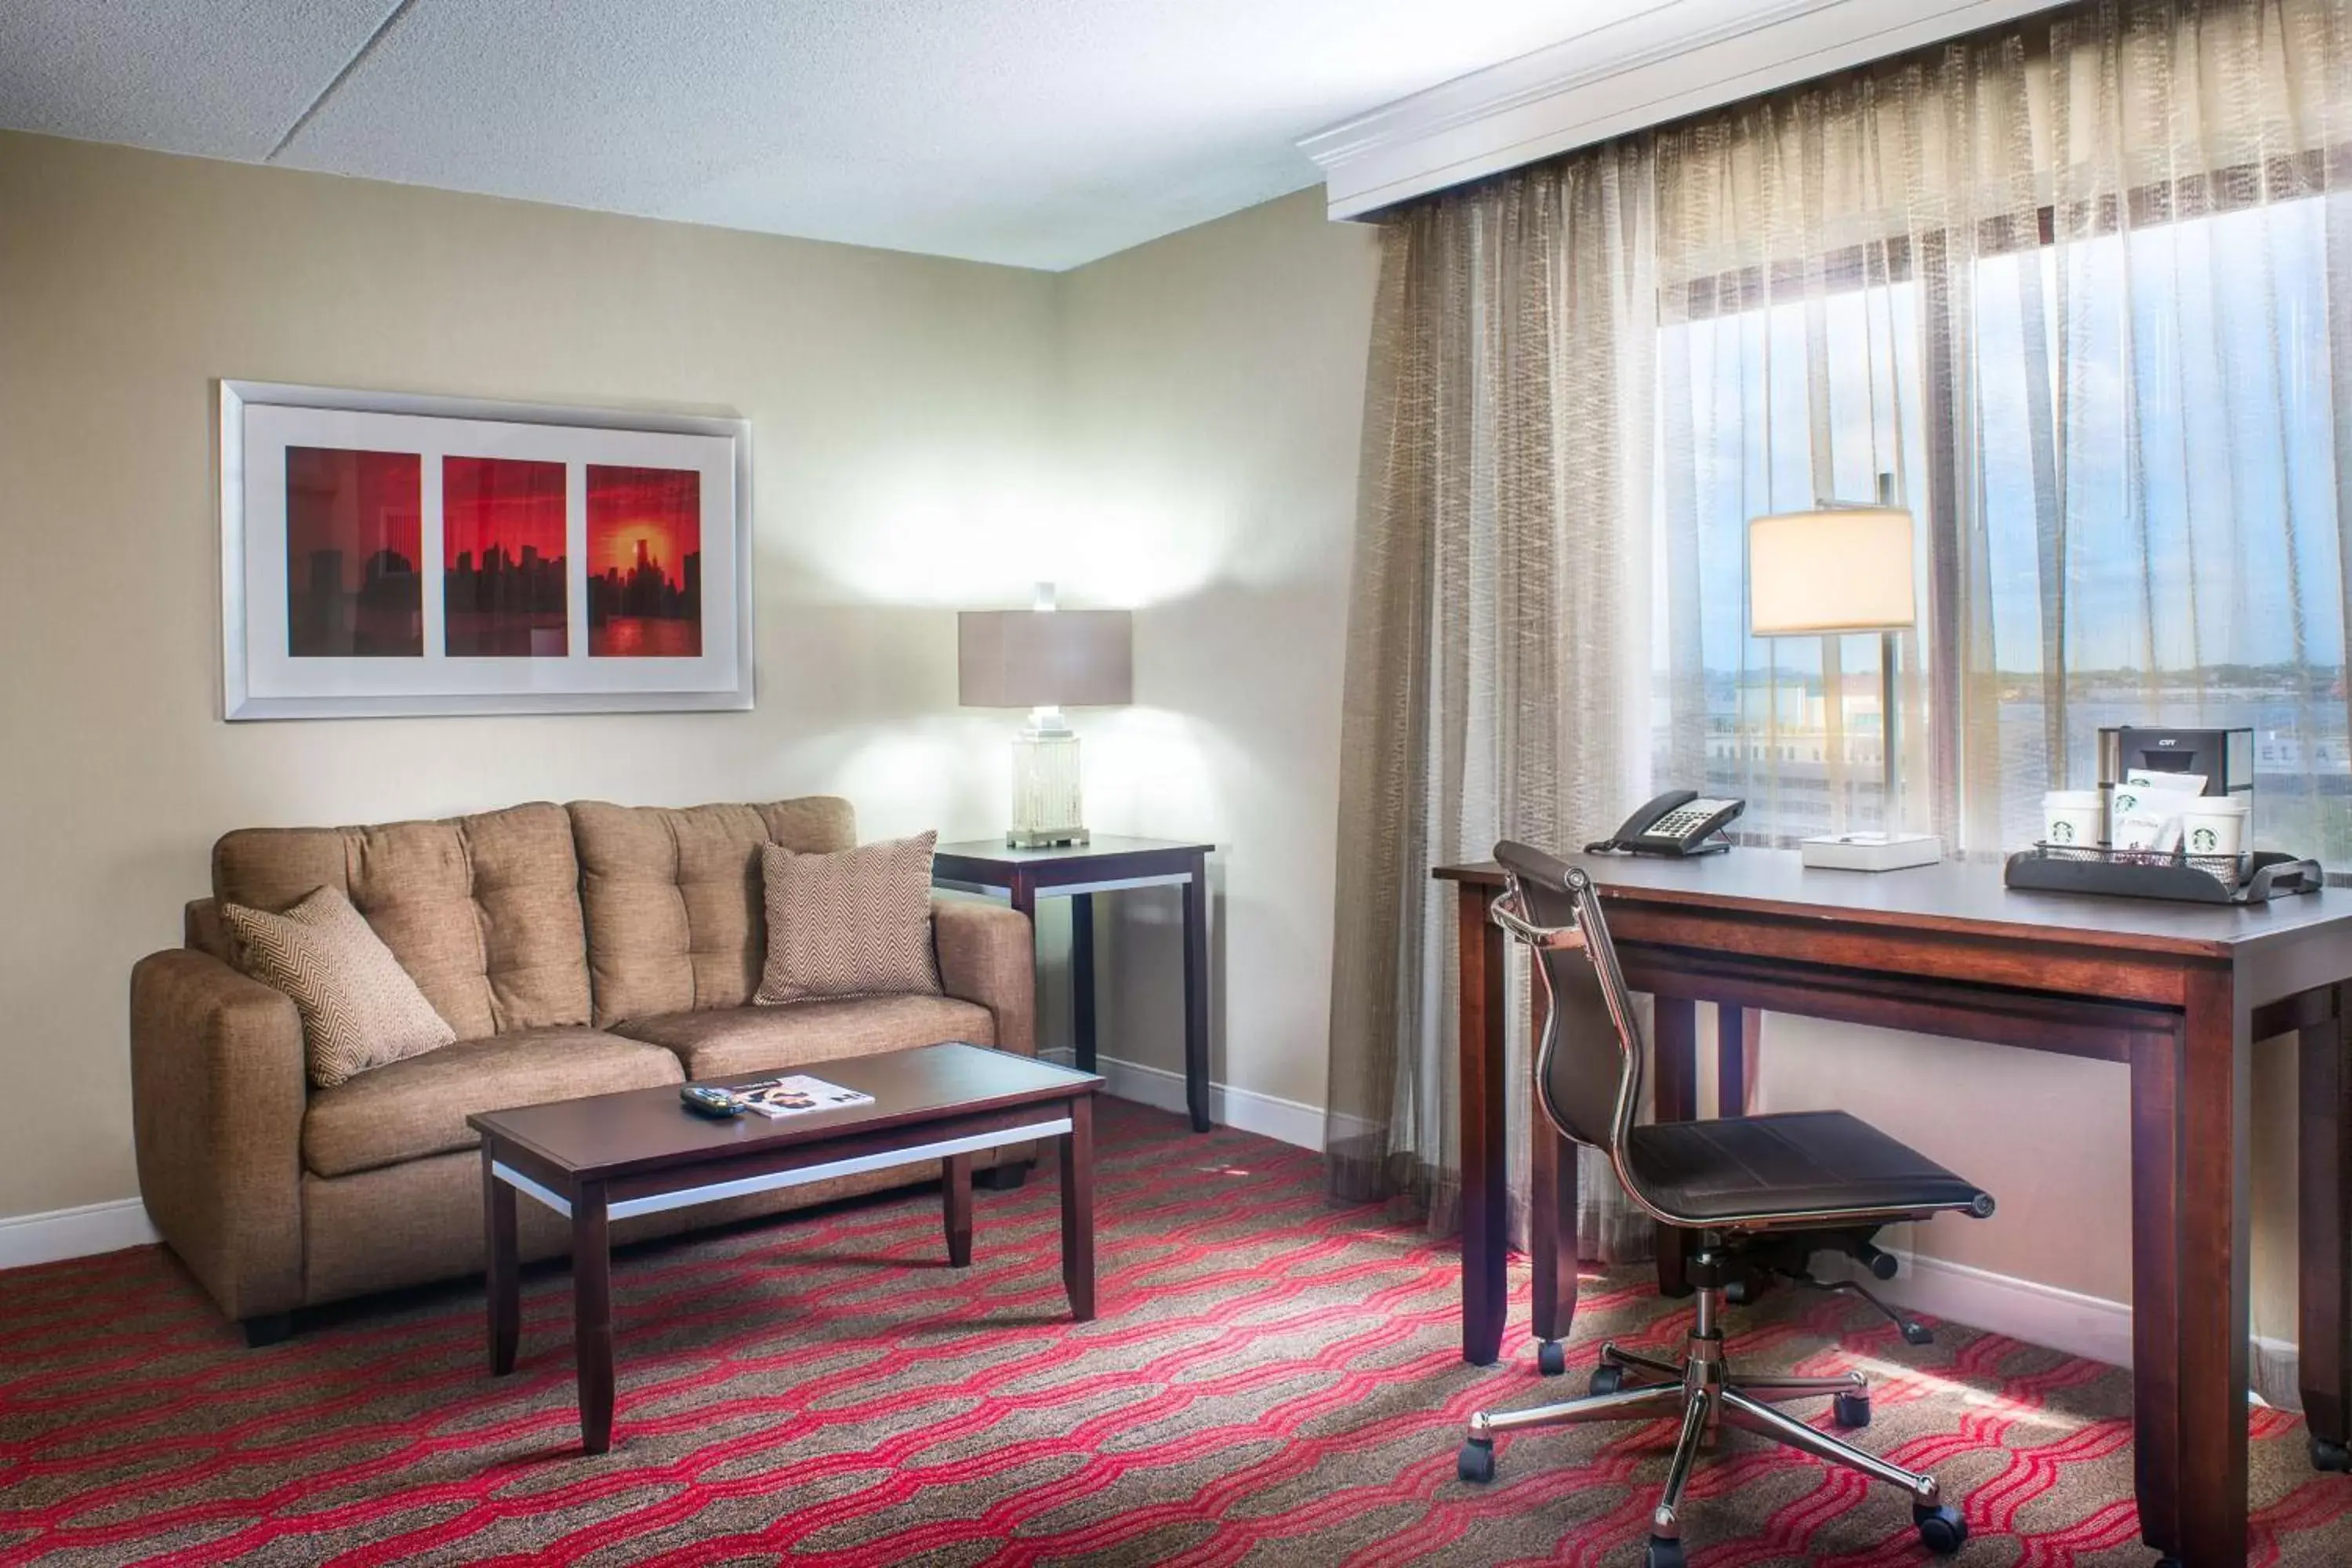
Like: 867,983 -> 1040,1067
2170,975 -> 2252,1567
2299,984 -> 2352,1466
482,1147 -> 518,1377
1071,891 -> 1097,1073
1529,977 -> 1577,1369
1181,857 -> 1211,1131
1460,882 -> 1508,1367
2129,1027 -> 2184,1560
572,1181 -> 614,1456
1653,997 -> 1698,1299
1717,1004 -> 1750,1117
1060,1096 -> 1096,1320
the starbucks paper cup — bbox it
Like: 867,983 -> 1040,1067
2042,789 -> 2105,851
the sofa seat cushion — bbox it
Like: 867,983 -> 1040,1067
302,1027 -> 684,1178
613,995 -> 994,1081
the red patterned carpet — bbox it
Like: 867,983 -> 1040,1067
3,1100 -> 2349,1566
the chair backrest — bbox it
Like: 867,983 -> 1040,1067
1493,840 -> 1646,1157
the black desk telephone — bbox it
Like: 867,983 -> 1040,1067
1585,790 -> 1745,857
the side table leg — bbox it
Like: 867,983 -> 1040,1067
1072,891 -> 1097,1073
1181,857 -> 1210,1131
483,1145 -> 518,1376
572,1181 -> 615,1455
1061,1096 -> 1097,1320
944,1152 -> 974,1268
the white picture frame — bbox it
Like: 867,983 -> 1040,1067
218,380 -> 753,719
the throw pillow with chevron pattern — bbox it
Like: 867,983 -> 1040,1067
755,831 -> 943,1005
223,885 -> 458,1088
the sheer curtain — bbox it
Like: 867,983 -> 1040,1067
1325,146 -> 1658,1258
1652,0 -> 2352,857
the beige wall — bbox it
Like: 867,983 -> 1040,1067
1057,191 -> 1384,1115
0,131 -> 1067,1219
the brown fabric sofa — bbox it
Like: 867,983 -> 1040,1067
129,796 -> 1034,1341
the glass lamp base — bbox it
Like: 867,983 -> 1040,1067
1009,728 -> 1086,848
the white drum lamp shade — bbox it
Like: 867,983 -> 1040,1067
1748,506 -> 1916,634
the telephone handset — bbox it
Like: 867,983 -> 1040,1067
1585,789 -> 1745,857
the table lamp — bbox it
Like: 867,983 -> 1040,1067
1748,475 -> 1939,872
958,583 -> 1132,848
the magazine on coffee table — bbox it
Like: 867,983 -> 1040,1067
728,1074 -> 876,1120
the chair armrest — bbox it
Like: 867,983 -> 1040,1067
129,949 -> 308,1321
931,897 -> 1036,1057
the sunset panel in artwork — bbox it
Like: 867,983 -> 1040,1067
445,456 -> 567,656
587,464 -> 702,657
285,446 -> 422,657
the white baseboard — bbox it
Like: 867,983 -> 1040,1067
0,1197 -> 158,1271
1041,1047 -> 1327,1151
1843,1246 -> 2302,1411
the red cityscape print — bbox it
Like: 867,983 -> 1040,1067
444,456 -> 567,656
285,447 -> 422,657
586,465 -> 702,657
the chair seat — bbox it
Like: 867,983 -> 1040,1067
1624,1110 -> 1991,1225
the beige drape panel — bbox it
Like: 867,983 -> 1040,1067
1326,0 -> 2352,1251
1325,147 -> 1657,1260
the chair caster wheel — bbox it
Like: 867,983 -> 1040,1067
1642,1535 -> 1686,1568
1457,1438 -> 1495,1483
1914,1503 -> 1967,1555
1588,1363 -> 1625,1396
2313,1436 -> 2352,1472
1535,1340 -> 1566,1376
1832,1390 -> 1871,1428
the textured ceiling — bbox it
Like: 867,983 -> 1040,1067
0,0 -> 1655,270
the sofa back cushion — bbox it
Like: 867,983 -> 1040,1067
571,797 -> 856,1025
211,801 -> 590,1040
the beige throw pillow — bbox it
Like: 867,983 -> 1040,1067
223,885 -> 457,1088
756,831 -> 942,1005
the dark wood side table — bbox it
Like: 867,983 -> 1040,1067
1436,849 -> 2352,1568
934,836 -> 1214,1132
470,1043 -> 1102,1454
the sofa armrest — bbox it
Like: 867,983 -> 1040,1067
130,949 -> 308,1322
931,897 -> 1036,1057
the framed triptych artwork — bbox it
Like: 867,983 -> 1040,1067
217,382 -> 753,718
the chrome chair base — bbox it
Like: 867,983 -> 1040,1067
1457,1283 -> 1969,1566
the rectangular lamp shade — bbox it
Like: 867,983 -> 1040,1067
958,608 -> 1133,708
1748,506 -> 1918,634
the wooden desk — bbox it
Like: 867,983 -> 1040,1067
1436,850 -> 2352,1568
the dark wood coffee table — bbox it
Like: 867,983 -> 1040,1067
468,1042 -> 1103,1454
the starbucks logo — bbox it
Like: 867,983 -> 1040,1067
2191,826 -> 2219,852
2050,820 -> 2076,844
2114,791 -> 2140,812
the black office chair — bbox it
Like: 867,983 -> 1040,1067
1457,841 -> 1995,1567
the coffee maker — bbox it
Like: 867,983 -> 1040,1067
2096,725 -> 2254,810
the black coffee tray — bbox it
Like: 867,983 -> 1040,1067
2004,844 -> 2324,906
